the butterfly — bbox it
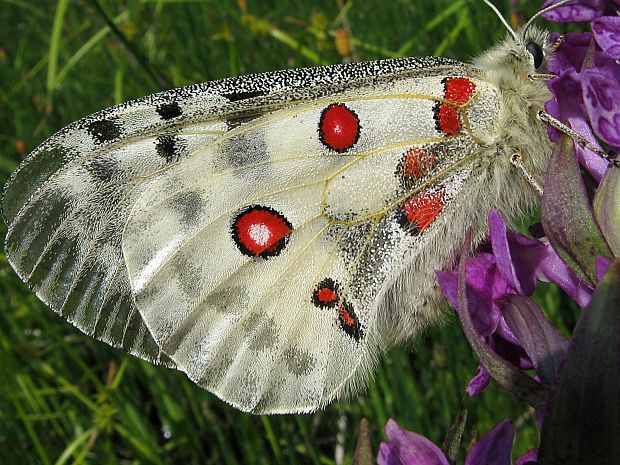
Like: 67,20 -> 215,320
1,1 -> 568,413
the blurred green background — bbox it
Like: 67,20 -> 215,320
0,1 -> 580,464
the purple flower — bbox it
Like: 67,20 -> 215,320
543,0 -> 620,180
592,16 -> 620,58
378,419 -> 450,465
545,33 -> 618,181
378,419 -> 515,465
541,0 -> 619,22
436,210 -> 579,394
515,449 -> 539,465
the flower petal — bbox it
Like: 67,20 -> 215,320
581,67 -> 620,146
464,419 -> 515,465
548,32 -> 595,74
565,116 -> 609,182
466,365 -> 491,396
378,442 -> 402,465
541,0 -> 606,22
515,449 -> 539,465
380,419 -> 450,465
592,16 -> 620,59
456,232 -> 549,410
437,254 -> 503,336
489,210 -> 522,292
539,249 -> 593,307
499,295 -> 569,386
596,255 -> 611,282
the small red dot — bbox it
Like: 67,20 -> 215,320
319,103 -> 360,152
312,278 -> 339,308
317,287 -> 337,304
338,307 -> 356,327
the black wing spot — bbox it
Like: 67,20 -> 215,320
222,90 -> 266,102
85,157 -> 122,183
155,135 -> 186,163
156,102 -> 183,120
87,118 -> 122,144
172,190 -> 204,226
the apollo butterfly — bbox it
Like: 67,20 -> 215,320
2,1 -> 574,413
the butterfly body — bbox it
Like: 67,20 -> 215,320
3,24 -> 553,412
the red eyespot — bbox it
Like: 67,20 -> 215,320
444,77 -> 476,105
337,302 -> 363,342
399,191 -> 446,234
400,147 -> 437,181
434,77 -> 476,136
232,205 -> 293,258
434,104 -> 461,136
319,103 -> 361,152
312,278 -> 339,308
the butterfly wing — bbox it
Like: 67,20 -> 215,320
3,57 -> 501,412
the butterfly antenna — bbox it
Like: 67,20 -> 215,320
482,0 -> 517,41
523,0 -> 574,37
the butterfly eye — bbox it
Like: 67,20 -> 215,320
526,42 -> 544,69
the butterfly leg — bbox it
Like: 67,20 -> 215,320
527,73 -> 555,81
511,152 -> 543,195
537,110 -> 620,167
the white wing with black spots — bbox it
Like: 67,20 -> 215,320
3,55 -> 503,412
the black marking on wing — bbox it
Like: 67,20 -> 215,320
172,190 -> 204,226
155,135 -> 187,163
221,128 -> 269,168
87,119 -> 122,144
85,157 -> 122,183
222,90 -> 267,102
156,102 -> 183,120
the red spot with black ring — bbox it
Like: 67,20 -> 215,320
312,278 -> 340,308
231,205 -> 293,258
319,103 -> 361,152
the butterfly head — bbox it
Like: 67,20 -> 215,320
475,25 -> 553,81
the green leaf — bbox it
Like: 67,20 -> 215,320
539,259 -> 620,465
541,136 -> 612,285
441,409 -> 467,465
593,166 -> 620,257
